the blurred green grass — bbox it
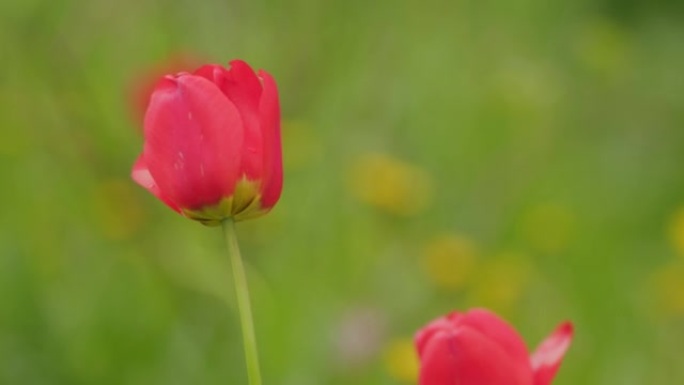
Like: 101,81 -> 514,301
2,0 -> 684,384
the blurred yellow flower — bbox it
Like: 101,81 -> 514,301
348,153 -> 433,216
668,208 -> 684,257
521,203 -> 575,254
468,254 -> 531,313
649,262 -> 684,317
421,234 -> 477,290
90,178 -> 146,240
383,338 -> 419,383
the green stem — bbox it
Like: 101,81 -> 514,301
222,218 -> 262,385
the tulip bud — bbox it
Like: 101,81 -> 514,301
415,308 -> 573,385
131,60 -> 283,225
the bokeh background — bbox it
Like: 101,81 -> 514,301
2,0 -> 684,384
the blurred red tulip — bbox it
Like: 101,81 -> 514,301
415,308 -> 573,385
131,60 -> 283,225
128,55 -> 202,123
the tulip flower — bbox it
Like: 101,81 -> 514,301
415,308 -> 573,385
131,60 -> 283,385
131,60 -> 283,225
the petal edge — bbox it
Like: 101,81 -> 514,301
257,69 -> 283,209
531,322 -> 574,385
131,155 -> 181,213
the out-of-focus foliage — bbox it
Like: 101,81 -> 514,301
1,0 -> 683,384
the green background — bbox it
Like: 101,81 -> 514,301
2,0 -> 684,384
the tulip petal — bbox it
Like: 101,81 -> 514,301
193,64 -> 224,84
143,74 -> 244,210
531,322 -> 574,385
419,327 -> 533,385
257,69 -> 283,209
195,62 -> 264,180
225,60 -> 262,109
131,155 -> 181,212
226,60 -> 264,180
461,309 -> 533,371
415,311 -> 462,358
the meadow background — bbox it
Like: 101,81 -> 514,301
2,0 -> 684,384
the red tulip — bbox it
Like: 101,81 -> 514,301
131,60 -> 283,225
415,308 -> 573,385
